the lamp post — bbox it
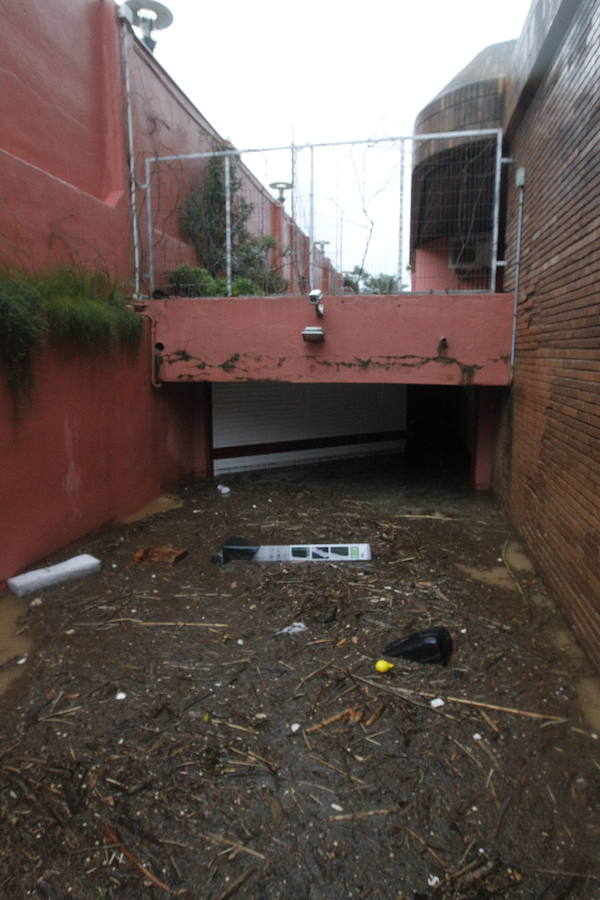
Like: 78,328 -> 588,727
269,182 -> 293,204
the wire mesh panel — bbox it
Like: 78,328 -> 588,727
142,130 -> 501,297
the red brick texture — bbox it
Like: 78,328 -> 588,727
496,0 -> 600,669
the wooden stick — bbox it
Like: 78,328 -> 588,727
103,824 -> 171,893
401,825 -> 447,868
216,867 -> 256,900
354,676 -> 565,721
307,754 -> 366,785
212,719 -> 259,735
364,703 -> 386,728
199,832 -> 265,860
294,659 -> 334,692
443,695 -> 565,720
307,709 -> 356,733
329,807 -> 398,821
537,869 -> 600,881
229,746 -> 277,770
94,618 -> 228,628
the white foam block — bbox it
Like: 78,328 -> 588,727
7,554 -> 101,596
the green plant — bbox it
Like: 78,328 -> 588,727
167,264 -> 225,297
180,151 -> 288,295
35,268 -> 142,352
343,266 -> 400,294
0,278 -> 46,407
0,268 -> 142,411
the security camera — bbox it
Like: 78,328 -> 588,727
308,289 -> 323,305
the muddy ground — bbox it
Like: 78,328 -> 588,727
1,455 -> 599,899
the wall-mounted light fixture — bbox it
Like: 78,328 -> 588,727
308,288 -> 325,318
302,326 -> 325,343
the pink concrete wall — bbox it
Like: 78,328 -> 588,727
412,245 -> 489,292
0,0 -> 131,276
412,247 -> 463,291
0,0 -> 317,294
0,332 -> 197,583
145,293 -> 513,386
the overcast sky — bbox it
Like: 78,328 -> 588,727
153,0 -> 532,149
144,0 -> 533,277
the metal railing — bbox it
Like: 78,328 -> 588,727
139,129 -> 503,297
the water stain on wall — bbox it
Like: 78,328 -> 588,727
0,595 -> 31,696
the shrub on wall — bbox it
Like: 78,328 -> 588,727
179,152 -> 288,295
167,263 -> 264,297
0,268 -> 142,413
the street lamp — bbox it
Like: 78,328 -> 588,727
269,181 -> 293,203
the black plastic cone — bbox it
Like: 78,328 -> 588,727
383,626 -> 453,666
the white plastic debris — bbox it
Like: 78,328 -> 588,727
290,723 -> 301,733
427,875 -> 441,887
7,554 -> 101,597
16,655 -> 28,665
430,698 -> 445,709
473,733 -> 483,741
115,691 -> 127,701
217,484 -> 231,496
277,622 -> 308,636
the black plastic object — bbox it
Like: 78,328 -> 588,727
383,627 -> 453,666
211,537 -> 259,567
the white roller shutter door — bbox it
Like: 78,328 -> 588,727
212,382 -> 406,474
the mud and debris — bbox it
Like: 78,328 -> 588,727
0,455 -> 599,898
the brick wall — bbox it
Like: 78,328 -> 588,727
497,0 -> 600,668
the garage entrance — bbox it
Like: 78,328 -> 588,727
212,382 -> 407,475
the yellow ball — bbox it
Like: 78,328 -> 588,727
375,659 -> 394,673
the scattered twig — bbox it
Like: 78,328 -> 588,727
199,832 -> 266,860
212,719 -> 259,735
79,618 -> 228,628
391,514 -> 458,521
228,746 -> 277,771
400,825 -> 447,868
306,754 -> 366,785
102,824 -> 171,893
353,676 -> 565,721
329,807 -> 398,821
294,659 -> 334,692
307,707 -> 362,734
364,703 -> 386,728
537,869 -> 600,881
433,857 -> 485,890
216,867 -> 256,900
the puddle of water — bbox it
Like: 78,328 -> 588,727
504,541 -> 535,574
545,623 -> 586,664
575,676 -> 600,733
121,493 -> 184,524
455,564 -> 516,591
530,590 -> 554,610
0,594 -> 32,696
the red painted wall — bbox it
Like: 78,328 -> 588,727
413,246 -> 471,292
145,293 -> 513,386
0,0 -> 321,295
0,0 -> 131,276
0,332 -> 197,583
